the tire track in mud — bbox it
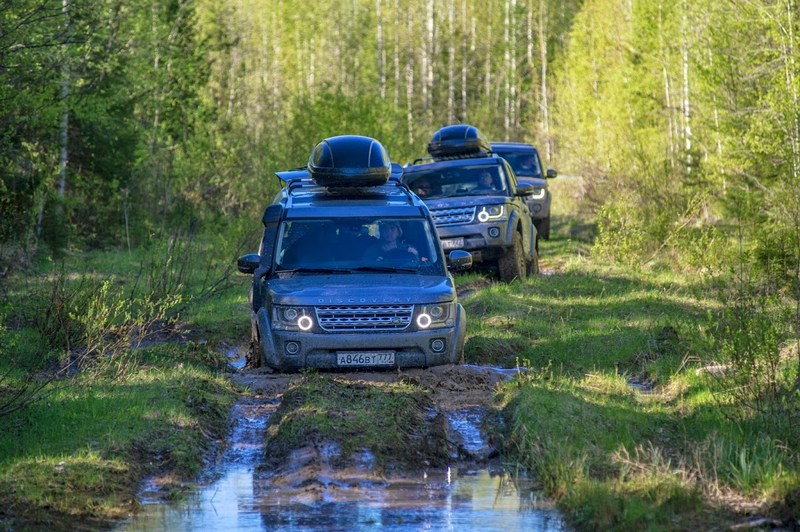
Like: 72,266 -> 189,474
227,361 -> 523,506
124,349 -> 564,530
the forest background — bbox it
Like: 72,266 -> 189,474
2,0 -> 799,427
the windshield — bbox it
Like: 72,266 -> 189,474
274,217 -> 445,275
405,165 -> 508,199
494,151 -> 541,178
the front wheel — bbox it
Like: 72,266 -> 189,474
498,232 -> 527,282
527,247 -> 540,276
247,324 -> 262,368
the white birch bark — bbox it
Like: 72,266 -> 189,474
539,0 -> 550,159
407,14 -> 415,145
447,0 -> 455,123
511,0 -> 518,131
461,0 -> 468,121
58,0 -> 70,198
504,0 -> 511,135
394,0 -> 401,106
681,0 -> 692,170
377,0 -> 385,100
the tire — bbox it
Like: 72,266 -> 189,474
538,217 -> 551,240
247,332 -> 262,368
527,247 -> 540,276
498,232 -> 527,282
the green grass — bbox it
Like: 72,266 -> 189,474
0,232 -> 247,529
0,344 -> 237,528
263,373 -> 449,470
481,232 -> 800,529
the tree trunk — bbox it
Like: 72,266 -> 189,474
681,0 -> 692,171
539,0 -> 550,159
447,0 -> 455,123
377,0 -> 385,100
406,14 -> 415,146
58,0 -> 70,198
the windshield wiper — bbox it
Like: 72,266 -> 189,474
348,266 -> 418,273
276,267 -> 352,274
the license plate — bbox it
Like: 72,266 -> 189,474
441,238 -> 464,250
337,351 -> 396,367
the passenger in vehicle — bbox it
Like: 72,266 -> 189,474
519,155 -> 540,175
473,170 -> 497,192
331,220 -> 376,262
364,221 -> 420,262
413,178 -> 433,197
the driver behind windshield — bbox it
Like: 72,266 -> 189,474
364,221 -> 420,262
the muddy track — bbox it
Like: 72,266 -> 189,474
225,361 -> 521,505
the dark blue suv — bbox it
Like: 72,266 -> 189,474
237,135 -> 472,372
491,141 -> 558,239
402,125 -> 539,282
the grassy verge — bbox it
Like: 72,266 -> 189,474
0,231 -> 250,529
470,234 -> 800,529
0,344 -> 238,529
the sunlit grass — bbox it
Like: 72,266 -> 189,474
485,232 -> 799,529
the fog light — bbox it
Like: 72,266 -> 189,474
285,341 -> 300,355
430,338 -> 446,353
488,227 -> 500,238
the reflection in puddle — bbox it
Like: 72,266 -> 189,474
226,345 -> 247,371
121,399 -> 564,531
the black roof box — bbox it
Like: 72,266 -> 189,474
307,135 -> 392,187
427,124 -> 491,160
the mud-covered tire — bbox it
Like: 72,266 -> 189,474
498,232 -> 527,282
527,247 -> 540,276
246,324 -> 262,368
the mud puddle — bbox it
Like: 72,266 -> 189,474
120,361 -> 565,531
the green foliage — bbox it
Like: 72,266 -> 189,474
705,276 -> 799,440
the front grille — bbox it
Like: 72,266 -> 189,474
315,305 -> 414,331
430,206 -> 475,226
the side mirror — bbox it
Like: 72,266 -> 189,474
448,250 -> 473,271
237,253 -> 261,275
546,168 -> 558,179
515,183 -> 535,197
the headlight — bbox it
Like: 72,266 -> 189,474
477,205 -> 504,222
273,305 -> 315,331
415,303 -> 454,330
529,187 -> 546,200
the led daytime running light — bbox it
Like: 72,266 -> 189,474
297,315 -> 313,331
530,188 -> 546,200
416,313 -> 432,329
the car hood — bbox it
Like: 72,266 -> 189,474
422,196 -> 508,210
268,273 -> 456,306
517,177 -> 547,187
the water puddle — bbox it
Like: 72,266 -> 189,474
226,344 -> 247,371
120,370 -> 565,531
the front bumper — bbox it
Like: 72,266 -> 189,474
255,305 -> 466,371
525,192 -> 551,220
436,220 -> 511,264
